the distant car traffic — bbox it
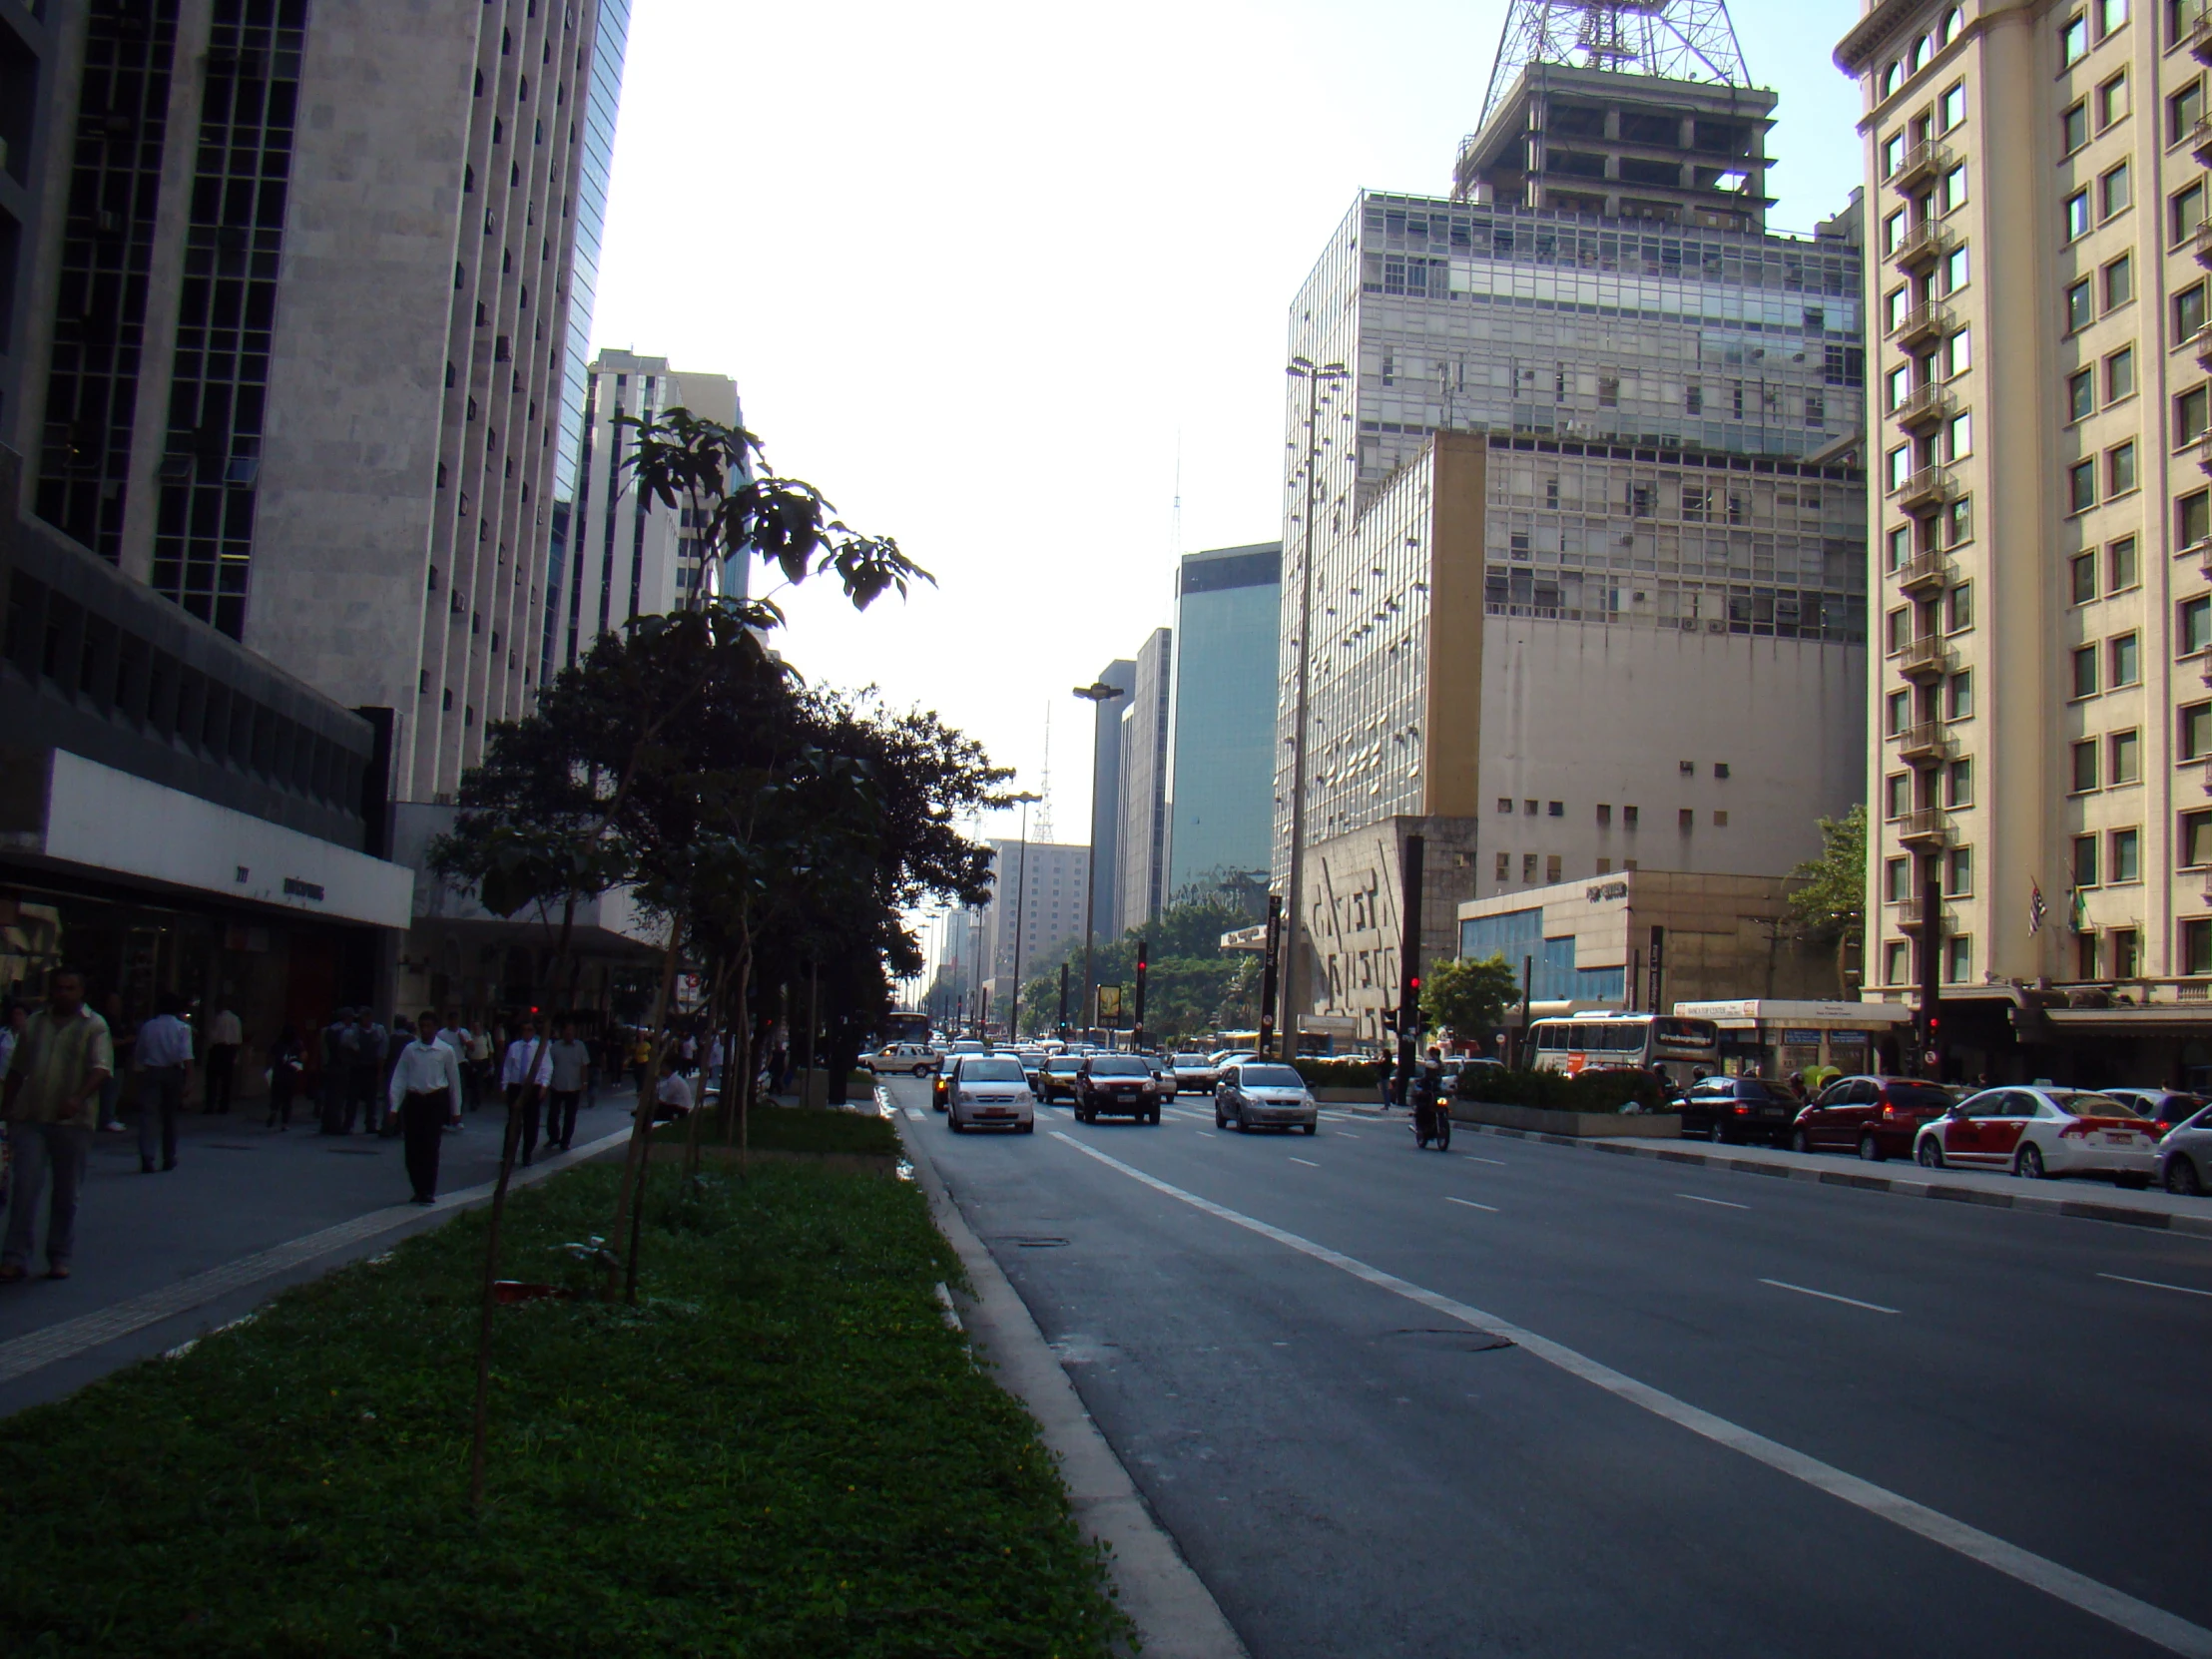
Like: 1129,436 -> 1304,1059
1013,1049 -> 1046,1093
1214,1062 -> 1318,1135
1074,1055 -> 1164,1124
2099,1088 -> 2207,1140
865,1041 -> 941,1077
1913,1086 -> 2159,1185
1789,1074 -> 1955,1162
946,1056 -> 1036,1134
1677,1075 -> 1796,1146
1169,1053 -> 1219,1094
2158,1101 -> 2212,1195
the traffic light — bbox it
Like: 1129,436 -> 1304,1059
1381,1008 -> 1399,1034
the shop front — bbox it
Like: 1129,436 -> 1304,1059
1675,999 -> 1917,1084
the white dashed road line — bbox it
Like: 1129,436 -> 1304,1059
2098,1272 -> 2212,1300
1759,1278 -> 1900,1316
1444,1196 -> 1499,1213
1465,1155 -> 1508,1166
1288,1156 -> 1320,1168
1048,1133 -> 2212,1659
1678,1193 -> 1750,1210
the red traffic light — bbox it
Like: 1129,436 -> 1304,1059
1408,976 -> 1420,990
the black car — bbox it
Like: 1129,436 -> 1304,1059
1074,1055 -> 1163,1124
1678,1075 -> 1797,1146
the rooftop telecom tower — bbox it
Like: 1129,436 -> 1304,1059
1452,0 -> 1772,232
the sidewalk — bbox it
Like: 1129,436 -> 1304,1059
0,1091 -> 634,1414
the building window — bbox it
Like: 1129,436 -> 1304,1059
2108,440 -> 2137,495
1547,801 -> 1563,818
1678,809 -> 1695,831
2072,552 -> 2100,604
1595,803 -> 1612,825
2175,181 -> 2209,244
1940,80 -> 1966,129
2183,701 -> 2212,760
2182,809 -> 2212,868
2066,279 -> 2094,332
2068,459 -> 2097,512
1946,581 -> 1974,632
1943,495 -> 1973,547
1945,327 -> 1971,377
2099,69 -> 2131,127
1888,607 -> 1914,653
2181,385 -> 2212,445
1885,940 -> 1911,985
2170,78 -> 2204,145
2104,253 -> 2134,308
1946,670 -> 1975,719
2110,631 -> 2140,684
1495,851 -> 1510,880
2072,644 -> 2101,698
1886,856 -> 1913,902
2111,827 -> 2141,882
1713,811 -> 1729,828
1944,935 -> 1971,983
2183,487 -> 2212,546
1623,806 -> 1639,829
1886,772 -> 1913,819
1941,166 -> 1968,214
2074,831 -> 2100,885
2101,161 -> 2132,219
2179,281 -> 2210,339
1545,854 -> 1562,883
2072,738 -> 2100,793
1887,689 -> 1911,735
1945,757 -> 1973,807
2187,919 -> 2212,977
1947,845 -> 1975,895
2068,367 -> 2096,421
2065,191 -> 2092,241
1947,411 -> 1973,461
2183,594 -> 2212,654
2107,345 -> 2136,402
1882,132 -> 1907,177
1888,443 -> 1913,493
2110,728 -> 2142,784
1941,245 -> 1970,294
1521,853 -> 1538,881
2078,931 -> 2102,979
2107,536 -> 2139,591
2062,102 -> 2090,154
2113,927 -> 2142,978
1496,797 -> 1513,814
1887,524 -> 1912,569
2098,0 -> 2128,36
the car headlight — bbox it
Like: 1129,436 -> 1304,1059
955,1090 -> 974,1105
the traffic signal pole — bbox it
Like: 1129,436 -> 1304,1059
1394,834 -> 1424,1096
1133,939 -> 1148,1051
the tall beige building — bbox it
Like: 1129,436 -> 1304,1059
1839,0 -> 2212,1082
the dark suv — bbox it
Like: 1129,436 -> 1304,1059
1790,1074 -> 1956,1162
1075,1055 -> 1163,1124
1678,1075 -> 1797,1146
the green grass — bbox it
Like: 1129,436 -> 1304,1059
0,1164 -> 1125,1657
653,1102 -> 900,1158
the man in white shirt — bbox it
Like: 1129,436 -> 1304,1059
204,1004 -> 243,1115
654,1064 -> 694,1121
387,1011 -> 464,1204
545,1020 -> 594,1153
133,993 -> 195,1174
500,1019 -> 554,1165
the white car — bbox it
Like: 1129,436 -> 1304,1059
865,1041 -> 941,1077
1215,1061 -> 1319,1135
1169,1052 -> 1219,1094
947,1056 -> 1036,1134
1913,1085 -> 2159,1186
2158,1102 -> 2212,1196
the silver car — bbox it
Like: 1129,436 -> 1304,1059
2159,1101 -> 2212,1196
1216,1062 -> 1319,1135
1170,1052 -> 1219,1094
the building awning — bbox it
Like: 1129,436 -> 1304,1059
2039,1006 -> 2212,1034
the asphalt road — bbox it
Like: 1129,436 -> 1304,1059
887,1074 -> 2212,1659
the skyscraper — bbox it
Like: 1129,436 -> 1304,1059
1117,627 -> 1173,936
1165,542 -> 1281,906
1836,0 -> 2212,1081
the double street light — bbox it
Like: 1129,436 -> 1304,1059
1072,680 -> 1127,1041
1279,356 -> 1350,1062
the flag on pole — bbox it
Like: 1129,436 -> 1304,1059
2028,879 -> 2047,935
2068,885 -> 2088,935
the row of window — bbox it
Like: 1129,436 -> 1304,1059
1885,760 -> 1975,815
1880,921 -> 2212,987
1491,853 -> 1643,885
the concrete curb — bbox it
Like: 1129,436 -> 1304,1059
1454,1120 -> 2212,1239
884,1088 -> 1249,1659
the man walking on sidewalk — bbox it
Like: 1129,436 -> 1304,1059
545,1020 -> 593,1153
134,993 -> 195,1173
0,969 -> 114,1282
204,1002 -> 243,1114
388,1012 -> 464,1205
501,1019 -> 553,1165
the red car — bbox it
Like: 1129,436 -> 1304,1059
1789,1075 -> 1956,1162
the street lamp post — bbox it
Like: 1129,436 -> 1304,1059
1279,356 -> 1350,1061
1006,790 -> 1042,1041
1072,680 -> 1127,1041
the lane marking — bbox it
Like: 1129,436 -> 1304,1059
1759,1278 -> 1901,1316
1466,1156 -> 1509,1167
1444,1196 -> 1499,1213
1048,1132 -> 2212,1659
2099,1272 -> 2212,1300
1288,1156 -> 1320,1168
1194,1131 -> 1217,1139
1678,1193 -> 1751,1210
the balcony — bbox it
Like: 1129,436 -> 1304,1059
2196,325 -> 2212,374
1893,894 -> 1954,933
1897,549 -> 1949,595
1890,140 -> 1950,194
1897,635 -> 1951,681
1896,808 -> 1950,848
2192,9 -> 2212,66
2192,218 -> 2212,271
1889,301 -> 1952,349
1894,465 -> 1958,513
1897,722 -> 1953,765
1893,384 -> 1953,434
1894,219 -> 1955,273
2195,115 -> 2212,169
2188,429 -> 2212,479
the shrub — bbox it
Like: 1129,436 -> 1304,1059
1451,1065 -> 1669,1114
1293,1056 -> 1386,1089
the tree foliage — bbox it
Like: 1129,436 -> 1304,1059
1787,804 -> 1868,943
1419,952 -> 1521,1046
1015,896 -> 1258,1043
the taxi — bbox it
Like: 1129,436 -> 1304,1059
1912,1085 -> 2160,1186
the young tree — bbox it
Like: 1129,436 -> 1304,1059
1786,803 -> 1868,994
1419,953 -> 1521,1051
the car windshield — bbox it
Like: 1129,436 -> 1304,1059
1045,1058 -> 1080,1073
1174,1054 -> 1209,1066
2052,1092 -> 2137,1118
961,1060 -> 1025,1082
1884,1082 -> 1952,1109
1239,1065 -> 1305,1088
1089,1058 -> 1149,1076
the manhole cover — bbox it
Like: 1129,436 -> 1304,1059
1384,1328 -> 1515,1354
989,1235 -> 1070,1249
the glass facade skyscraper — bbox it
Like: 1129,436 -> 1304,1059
1166,543 -> 1281,905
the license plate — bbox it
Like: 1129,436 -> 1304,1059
2101,1132 -> 2137,1145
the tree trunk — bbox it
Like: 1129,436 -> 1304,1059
468,892 -> 573,1511
804,959 -> 819,1104
607,913 -> 682,1303
681,954 -> 723,1187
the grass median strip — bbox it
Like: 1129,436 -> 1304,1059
0,1159 -> 1126,1657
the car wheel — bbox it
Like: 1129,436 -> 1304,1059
2166,1156 -> 2203,1196
912,1065 -> 928,1077
1215,1104 -> 1227,1129
1858,1133 -> 1887,1164
1917,1137 -> 1944,1169
1019,1121 -> 1035,1135
1147,1108 -> 1160,1125
1302,1122 -> 1318,1137
949,1117 -> 965,1134
2014,1143 -> 2047,1181
1791,1129 -> 1810,1154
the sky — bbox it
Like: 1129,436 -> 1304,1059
589,0 -> 1870,932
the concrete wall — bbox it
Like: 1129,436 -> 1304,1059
1305,814 -> 1481,1043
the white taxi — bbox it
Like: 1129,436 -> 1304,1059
946,1056 -> 1036,1134
1913,1086 -> 2160,1186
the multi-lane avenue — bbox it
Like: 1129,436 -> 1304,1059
885,1074 -> 2212,1659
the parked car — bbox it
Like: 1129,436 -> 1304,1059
1914,1086 -> 2160,1186
865,1041 -> 942,1077
1790,1074 -> 1956,1162
2099,1088 -> 2207,1140
1169,1053 -> 1219,1094
1074,1055 -> 1165,1123
1215,1062 -> 1319,1135
946,1056 -> 1036,1134
2157,1101 -> 2212,1195
1677,1075 -> 1797,1146
1038,1054 -> 1084,1103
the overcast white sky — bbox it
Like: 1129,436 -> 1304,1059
591,0 -> 1868,868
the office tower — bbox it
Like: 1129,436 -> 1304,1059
1116,627 -> 1173,935
1273,2 -> 1870,1044
551,348 -> 745,671
1082,656 -> 1136,982
976,838 -> 1092,1021
1165,542 -> 1281,907
12,0 -> 626,810
1837,1 -> 2212,1080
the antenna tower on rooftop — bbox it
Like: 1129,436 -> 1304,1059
1477,0 -> 1752,129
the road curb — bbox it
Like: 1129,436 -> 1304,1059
884,1088 -> 1250,1659
1457,1121 -> 2212,1238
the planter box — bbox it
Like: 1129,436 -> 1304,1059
1312,1086 -> 1383,1104
1451,1099 -> 1681,1140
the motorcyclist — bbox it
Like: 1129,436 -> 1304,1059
1411,1046 -> 1447,1144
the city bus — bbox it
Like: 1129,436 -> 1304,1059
1529,1011 -> 1720,1086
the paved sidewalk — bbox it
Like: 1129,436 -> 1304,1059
0,1091 -> 635,1414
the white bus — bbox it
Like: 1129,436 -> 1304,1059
1529,1011 -> 1721,1086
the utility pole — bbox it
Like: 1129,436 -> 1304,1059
1057,962 -> 1069,1037
1133,938 -> 1149,1052
1278,356 -> 1350,1061
1394,834 -> 1425,1085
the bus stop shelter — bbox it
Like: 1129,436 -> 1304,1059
1674,1000 -> 1917,1083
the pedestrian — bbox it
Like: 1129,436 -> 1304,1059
347,1007 -> 389,1134
546,1019 -> 593,1152
0,968 -> 114,1282
705,1031 -> 726,1106
500,1018 -> 553,1165
205,1001 -> 243,1114
98,990 -> 133,1133
631,1031 -> 654,1091
134,992 -> 195,1174
654,1060 -> 694,1121
267,1024 -> 306,1130
388,1012 -> 464,1205
318,1008 -> 351,1134
466,1020 -> 494,1112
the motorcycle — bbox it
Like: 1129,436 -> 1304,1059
1410,1086 -> 1451,1152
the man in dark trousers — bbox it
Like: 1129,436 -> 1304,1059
387,1011 -> 463,1205
345,1007 -> 389,1135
